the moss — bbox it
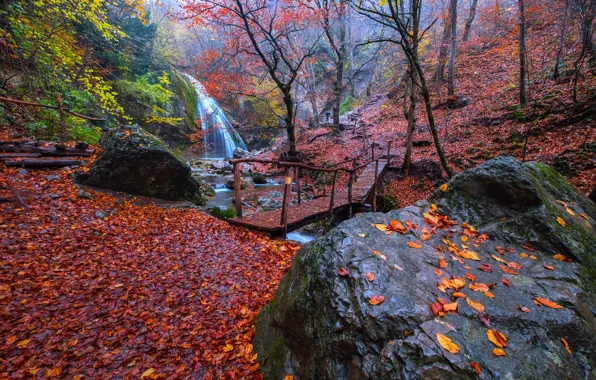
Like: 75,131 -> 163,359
209,206 -> 236,219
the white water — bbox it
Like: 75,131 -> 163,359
182,73 -> 247,159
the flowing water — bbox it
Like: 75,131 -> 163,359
182,73 -> 247,158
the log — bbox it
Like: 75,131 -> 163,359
0,153 -> 41,158
0,145 -> 94,156
4,159 -> 84,168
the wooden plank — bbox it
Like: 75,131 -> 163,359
233,163 -> 242,218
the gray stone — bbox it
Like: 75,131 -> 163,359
49,194 -> 60,199
95,211 -> 106,219
233,148 -> 251,159
77,189 -> 93,199
17,169 -> 27,175
46,175 -> 60,182
252,172 -> 268,185
76,125 -> 208,205
254,157 -> 596,380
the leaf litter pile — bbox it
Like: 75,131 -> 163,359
361,191 -> 582,374
0,168 -> 300,378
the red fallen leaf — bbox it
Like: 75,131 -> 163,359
438,259 -> 448,269
389,220 -> 407,234
518,305 -> 530,312
464,272 -> 476,281
505,247 -> 516,253
522,243 -> 535,252
430,302 -> 444,316
470,362 -> 481,375
478,264 -> 493,273
478,313 -> 491,328
506,261 -> 523,270
495,246 -> 505,255
544,265 -> 555,270
337,267 -> 349,276
369,295 -> 385,305
500,265 -> 519,275
501,278 -> 511,287
437,298 -> 447,305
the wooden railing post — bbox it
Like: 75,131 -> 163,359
348,170 -> 354,219
372,159 -> 379,212
280,167 -> 293,237
329,170 -> 338,217
371,144 -> 375,161
387,141 -> 391,161
233,162 -> 242,218
296,167 -> 302,204
56,95 -> 66,145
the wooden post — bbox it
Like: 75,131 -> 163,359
280,167 -> 293,237
371,144 -> 375,161
233,162 -> 242,218
387,141 -> 392,161
329,170 -> 338,216
362,124 -> 367,151
372,159 -> 379,212
56,95 -> 66,145
296,167 -> 302,204
348,171 -> 354,219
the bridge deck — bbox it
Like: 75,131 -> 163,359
227,159 -> 388,235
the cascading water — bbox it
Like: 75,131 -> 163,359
182,73 -> 247,159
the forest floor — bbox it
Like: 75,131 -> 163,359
0,165 -> 299,378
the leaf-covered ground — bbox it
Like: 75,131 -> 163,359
0,167 -> 299,378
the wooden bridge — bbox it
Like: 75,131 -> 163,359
227,140 -> 393,237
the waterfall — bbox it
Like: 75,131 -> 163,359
182,73 -> 247,159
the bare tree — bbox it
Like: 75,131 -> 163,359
462,0 -> 478,42
350,0 -> 453,177
447,0 -> 458,96
554,0 -> 570,79
519,0 -> 528,107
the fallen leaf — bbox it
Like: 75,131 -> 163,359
461,235 -> 468,243
373,224 -> 388,232
487,330 -> 508,347
464,272 -> 476,281
433,268 -> 444,276
430,302 -> 444,316
365,272 -> 375,282
358,233 -> 367,238
439,184 -> 448,192
369,295 -> 385,305
561,337 -> 572,355
223,343 -> 234,352
501,278 -> 511,287
492,254 -> 506,263
16,339 -> 30,347
469,283 -> 490,292
284,375 -> 294,380
436,332 -> 460,354
470,361 -> 481,375
421,233 -> 431,241
506,261 -> 523,270
565,207 -> 575,216
492,348 -> 506,356
389,220 -> 407,234
478,264 -> 493,273
500,266 -> 518,275
484,291 -> 495,299
580,213 -> 589,220
466,298 -> 485,313
443,302 -> 458,312
518,305 -> 530,312
553,254 -> 571,262
337,267 -> 349,276
543,265 -> 555,270
535,297 -> 563,309
478,313 -> 491,327
407,241 -> 422,249
556,217 -> 566,227
141,368 -> 155,379
438,259 -> 448,269
452,292 -> 466,299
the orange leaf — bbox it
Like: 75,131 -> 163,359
452,292 -> 466,299
438,259 -> 448,269
284,376 -> 294,380
544,265 -> 554,270
561,337 -> 572,355
443,302 -> 458,312
469,283 -> 490,292
484,291 -> 495,299
439,184 -> 448,192
365,272 -> 375,282
492,348 -> 506,356
421,233 -> 431,241
464,272 -> 476,281
553,254 -> 571,262
407,241 -> 422,249
436,332 -> 460,354
535,297 -> 563,309
487,329 -> 508,347
500,265 -> 518,275
556,217 -> 566,227
466,298 -> 485,313
369,295 -> 385,305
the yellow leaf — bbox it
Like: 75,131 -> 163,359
141,368 -> 154,379
461,236 -> 468,242
580,213 -> 589,220
436,332 -> 460,354
373,224 -> 388,232
565,207 -> 575,216
439,184 -> 448,192
16,339 -> 31,347
223,343 -> 234,352
466,298 -> 485,313
487,330 -> 508,347
556,217 -> 566,227
492,348 -> 506,356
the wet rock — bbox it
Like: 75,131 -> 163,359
46,175 -> 60,182
49,194 -> 60,199
224,175 -> 253,190
233,148 -> 251,159
77,189 -> 93,199
76,125 -> 208,205
17,169 -> 27,175
254,157 -> 596,380
95,211 -> 106,219
252,173 -> 267,185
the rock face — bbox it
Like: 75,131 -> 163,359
79,126 -> 208,205
254,157 -> 596,379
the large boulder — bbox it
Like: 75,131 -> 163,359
78,126 -> 208,205
254,157 -> 596,379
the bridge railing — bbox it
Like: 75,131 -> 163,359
229,138 -> 394,236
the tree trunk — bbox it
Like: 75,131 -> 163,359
282,90 -> 297,157
332,54 -> 345,132
435,12 -> 451,82
580,0 -> 596,64
554,0 -> 569,79
447,0 -> 458,96
519,0 -> 528,107
462,0 -> 478,42
403,69 -> 417,176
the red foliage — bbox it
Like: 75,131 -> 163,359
0,167 -> 300,378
